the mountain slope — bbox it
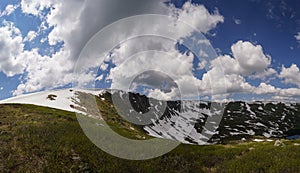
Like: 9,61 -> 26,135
144,99 -> 300,144
1,89 -> 300,145
1,103 -> 300,172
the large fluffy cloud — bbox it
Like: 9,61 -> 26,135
169,2 -> 224,34
21,0 -> 168,61
10,0 -> 168,94
255,83 -> 277,95
0,20 -> 79,94
0,22 -> 25,76
202,41 -> 276,97
211,41 -> 275,78
232,41 -> 271,74
279,64 -> 300,87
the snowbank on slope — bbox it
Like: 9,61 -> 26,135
0,88 -> 104,114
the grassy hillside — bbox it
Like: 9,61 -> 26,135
0,101 -> 300,172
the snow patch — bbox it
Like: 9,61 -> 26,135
0,88 -> 105,115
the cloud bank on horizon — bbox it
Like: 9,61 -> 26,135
0,0 -> 299,102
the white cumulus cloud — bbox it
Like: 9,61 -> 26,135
279,64 -> 300,87
169,2 -> 224,34
0,22 -> 25,76
211,41 -> 275,78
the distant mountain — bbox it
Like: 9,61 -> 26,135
1,89 -> 300,145
104,90 -> 300,144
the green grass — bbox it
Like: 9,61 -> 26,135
0,103 -> 300,172
74,91 -> 151,140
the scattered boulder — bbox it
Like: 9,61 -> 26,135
248,147 -> 255,151
24,114 -> 30,117
71,149 -> 81,161
95,123 -> 104,127
0,131 -> 8,135
274,140 -> 285,147
47,94 -> 57,101
253,139 -> 264,142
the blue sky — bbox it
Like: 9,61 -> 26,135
0,0 -> 300,101
201,0 -> 300,68
200,0 -> 300,91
